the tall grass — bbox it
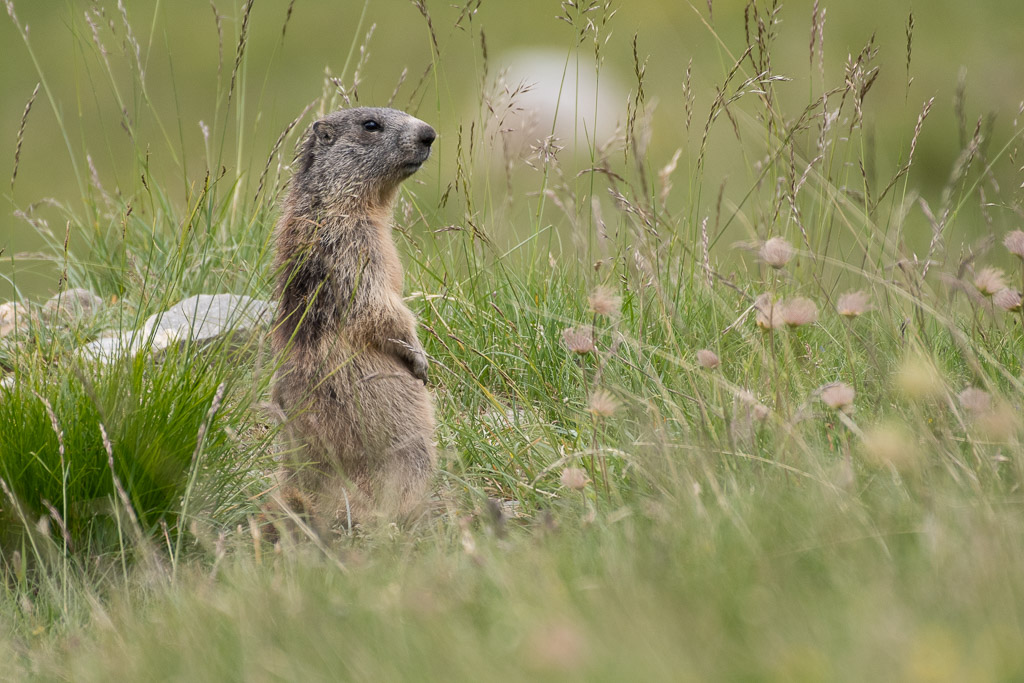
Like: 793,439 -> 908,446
0,0 -> 281,598
3,0 -> 1024,679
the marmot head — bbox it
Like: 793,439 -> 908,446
294,107 -> 436,210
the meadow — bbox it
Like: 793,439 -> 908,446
2,0 -> 1024,680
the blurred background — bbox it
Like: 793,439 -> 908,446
2,0 -> 1023,302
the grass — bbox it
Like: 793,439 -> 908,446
3,0 -> 1024,680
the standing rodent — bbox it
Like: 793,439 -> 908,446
270,107 -> 437,534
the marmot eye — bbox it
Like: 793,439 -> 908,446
362,120 -> 381,132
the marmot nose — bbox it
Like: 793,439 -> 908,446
418,125 -> 436,148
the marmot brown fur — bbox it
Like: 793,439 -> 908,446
270,107 -> 437,534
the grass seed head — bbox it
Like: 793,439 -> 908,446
957,387 -> 992,414
859,422 -> 921,472
780,297 -> 818,327
1003,229 -> 1024,259
587,389 -> 620,417
754,294 -> 782,330
895,354 -> 946,400
696,349 -> 720,369
836,290 -> 871,317
975,401 -> 1020,442
760,236 -> 794,269
560,467 -> 589,490
588,285 -> 622,317
955,388 -> 1018,440
562,327 -> 596,354
993,288 -> 1022,312
820,382 -> 855,413
737,389 -> 770,421
973,267 -> 1007,296
525,620 -> 589,673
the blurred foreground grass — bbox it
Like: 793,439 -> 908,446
13,484 -> 1024,681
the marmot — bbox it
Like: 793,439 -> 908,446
270,107 -> 437,533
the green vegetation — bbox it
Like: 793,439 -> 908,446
3,1 -> 1024,680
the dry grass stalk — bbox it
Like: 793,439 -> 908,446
388,67 -> 409,108
210,1 -> 224,78
658,148 -> 682,205
227,0 -> 255,105
281,0 -> 297,39
697,44 -> 754,172
11,82 -> 39,192
84,9 -> 110,71
41,499 -> 73,553
86,155 -> 106,197
905,11 -> 914,93
955,67 -> 968,148
254,98 -> 317,203
99,422 -> 143,536
877,97 -> 933,205
31,391 -> 64,469
193,383 -> 227,468
3,0 -> 18,25
701,216 -> 712,287
816,5 -> 826,78
117,0 -> 144,83
410,0 -> 440,54
0,476 -> 34,541
349,23 -> 377,103
809,1 -> 821,70
918,197 -> 947,281
844,34 -> 880,131
682,58 -> 694,131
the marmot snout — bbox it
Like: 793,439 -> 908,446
270,107 -> 438,534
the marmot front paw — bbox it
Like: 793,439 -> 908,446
407,348 -> 429,385
391,338 -> 429,384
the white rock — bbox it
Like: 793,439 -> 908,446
0,301 -> 29,338
80,294 -> 275,362
42,288 -> 104,323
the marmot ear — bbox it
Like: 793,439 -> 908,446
313,120 -> 336,144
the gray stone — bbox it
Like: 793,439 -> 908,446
42,288 -> 104,323
0,301 -> 29,338
81,294 -> 275,362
